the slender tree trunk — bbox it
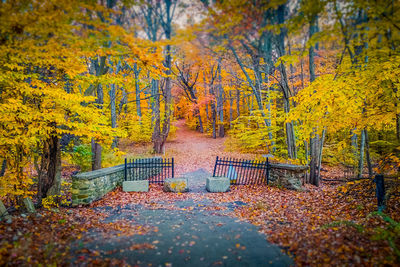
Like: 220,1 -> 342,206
203,76 -> 210,131
47,142 -> 61,197
309,17 -> 317,83
358,129 -> 366,178
195,108 -> 204,133
118,86 -> 127,115
304,140 -> 309,163
205,103 -> 209,126
300,58 -> 305,89
0,159 -> 6,177
134,63 -> 142,119
217,62 -> 224,137
397,113 -> 400,141
109,61 -> 120,149
229,45 -> 273,145
92,82 -> 104,170
91,56 -> 107,170
264,74 -> 275,152
211,92 -> 217,139
229,90 -> 233,129
317,129 -> 326,180
236,89 -> 240,118
364,129 -> 373,177
276,4 -> 297,159
151,79 -> 162,153
309,134 -> 320,186
308,14 -> 320,185
91,138 -> 102,170
351,130 -> 358,168
155,0 -> 174,153
159,46 -> 172,152
110,83 -> 117,148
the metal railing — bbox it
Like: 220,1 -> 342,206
124,158 -> 174,184
212,156 -> 269,185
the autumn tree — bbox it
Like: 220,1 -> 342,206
290,0 -> 400,180
0,0 -> 118,204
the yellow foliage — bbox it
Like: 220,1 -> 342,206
0,0 -> 120,200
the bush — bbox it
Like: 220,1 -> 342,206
69,144 -> 92,172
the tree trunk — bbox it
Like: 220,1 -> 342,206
37,134 -> 61,204
91,56 -> 107,170
91,138 -> 102,170
47,143 -> 61,197
217,61 -> 224,138
358,129 -> 366,178
159,46 -> 172,152
284,99 -> 297,159
155,0 -> 175,153
205,103 -> 210,129
195,108 -> 204,133
397,113 -> 400,141
110,60 -> 121,148
134,63 -> 142,119
151,79 -> 162,153
276,4 -> 297,159
308,13 -> 320,184
110,83 -> 118,148
309,16 -> 317,83
92,82 -> 103,170
0,159 -> 6,177
229,45 -> 273,145
236,89 -> 240,118
309,133 -> 320,186
364,129 -> 373,177
118,86 -> 127,115
211,96 -> 217,139
351,130 -> 358,168
263,74 -> 275,152
229,90 -> 233,129
317,129 -> 326,180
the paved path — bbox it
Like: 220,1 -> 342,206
184,168 -> 210,193
72,170 -> 293,266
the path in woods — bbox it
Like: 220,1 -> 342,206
74,196 -> 293,267
72,121 -> 293,266
166,120 -> 254,176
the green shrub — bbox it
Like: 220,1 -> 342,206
70,144 -> 92,172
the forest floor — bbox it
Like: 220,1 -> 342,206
0,120 -> 399,266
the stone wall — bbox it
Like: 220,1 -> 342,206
71,164 -> 125,206
269,163 -> 308,191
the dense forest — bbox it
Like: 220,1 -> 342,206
0,0 -> 399,265
2,0 -> 399,204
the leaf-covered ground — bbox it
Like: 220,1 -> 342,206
120,120 -> 256,176
1,121 -> 399,266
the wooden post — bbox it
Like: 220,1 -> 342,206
213,156 -> 219,177
375,174 -> 385,211
124,158 -> 127,181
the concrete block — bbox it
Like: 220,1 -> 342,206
206,177 -> 230,193
163,178 -> 188,193
0,200 -> 11,221
123,180 -> 149,192
23,197 -> 36,213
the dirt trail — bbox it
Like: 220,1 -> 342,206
166,120 -> 253,176
121,119 -> 254,176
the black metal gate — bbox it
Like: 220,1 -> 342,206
124,158 -> 174,184
212,156 -> 269,185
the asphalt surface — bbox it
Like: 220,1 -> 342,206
71,169 -> 293,266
